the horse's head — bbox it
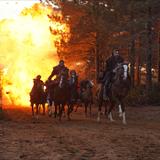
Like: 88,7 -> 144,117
86,80 -> 94,90
89,80 -> 94,87
80,80 -> 94,92
58,69 -> 69,88
58,73 -> 65,88
69,70 -> 77,85
114,62 -> 129,81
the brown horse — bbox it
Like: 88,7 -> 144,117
97,63 -> 131,124
80,80 -> 94,117
30,79 -> 46,118
67,72 -> 79,119
96,83 -> 108,116
46,71 -> 70,121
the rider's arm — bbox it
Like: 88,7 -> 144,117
48,67 -> 57,80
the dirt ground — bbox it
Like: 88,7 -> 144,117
0,105 -> 160,160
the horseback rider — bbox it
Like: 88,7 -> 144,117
48,60 -> 69,82
102,48 -> 124,99
69,70 -> 78,87
69,70 -> 79,101
30,75 -> 45,101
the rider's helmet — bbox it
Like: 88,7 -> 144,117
59,60 -> 64,67
70,70 -> 76,75
112,48 -> 119,56
36,75 -> 41,80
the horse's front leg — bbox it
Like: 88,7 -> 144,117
104,100 -> 108,116
36,104 -> 39,119
38,104 -> 41,114
42,103 -> 45,115
68,102 -> 74,120
54,104 -> 57,118
118,104 -> 123,117
120,101 -> 127,125
97,100 -> 102,122
89,103 -> 92,117
67,104 -> 71,120
31,103 -> 34,116
108,102 -> 115,122
63,105 -> 66,118
59,104 -> 63,121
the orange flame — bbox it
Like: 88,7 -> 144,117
0,2 -> 70,106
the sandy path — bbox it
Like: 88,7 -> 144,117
0,106 -> 160,160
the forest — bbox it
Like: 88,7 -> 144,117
43,0 -> 160,105
0,2 -> 160,159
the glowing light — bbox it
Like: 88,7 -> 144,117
0,0 -> 39,19
0,2 -> 70,106
76,62 -> 82,66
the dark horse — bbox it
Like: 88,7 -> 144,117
67,71 -> 79,118
30,79 -> 46,118
96,83 -> 108,116
46,71 -> 70,120
80,80 -> 94,117
97,63 -> 131,124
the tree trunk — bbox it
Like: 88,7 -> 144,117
136,54 -> 141,86
146,6 -> 153,96
136,35 -> 141,86
158,31 -> 160,83
95,32 -> 100,83
129,37 -> 136,88
129,11 -> 136,88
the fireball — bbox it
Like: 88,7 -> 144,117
0,1 -> 70,106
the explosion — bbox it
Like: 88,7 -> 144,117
0,1 -> 70,106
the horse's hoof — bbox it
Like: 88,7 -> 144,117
109,119 -> 115,122
97,117 -> 100,122
119,113 -> 123,117
123,121 -> 127,125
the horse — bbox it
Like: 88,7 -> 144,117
46,71 -> 70,121
30,79 -> 46,118
96,83 -> 108,116
45,79 -> 55,117
67,71 -> 79,118
97,63 -> 131,124
80,80 -> 94,117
